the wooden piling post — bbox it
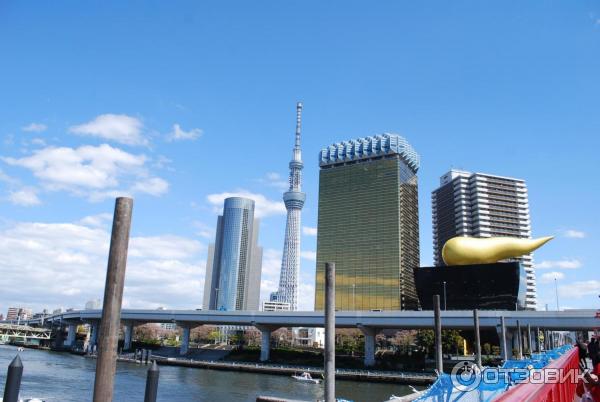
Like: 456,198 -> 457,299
3,355 -> 23,402
93,197 -> 133,402
143,361 -> 160,402
324,262 -> 335,402
500,316 -> 508,361
473,309 -> 482,368
433,295 -> 443,373
516,320 -> 523,359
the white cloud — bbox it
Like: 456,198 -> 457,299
259,248 -> 282,303
192,221 -> 214,239
78,213 -> 113,228
300,250 -> 316,262
303,226 -> 317,236
298,282 -> 315,311
69,114 -> 146,146
261,248 -> 283,277
22,123 -> 47,133
167,124 -> 202,141
257,172 -> 288,190
540,271 -> 565,284
564,229 -> 586,239
130,235 -> 203,260
0,169 -> 18,185
537,259 -> 582,269
206,190 -> 286,219
558,280 -> 600,299
8,188 -> 41,206
30,138 -> 46,147
131,177 -> 169,196
2,144 -> 168,201
0,217 -> 205,312
257,248 -> 316,310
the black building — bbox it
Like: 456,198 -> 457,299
413,262 -> 527,310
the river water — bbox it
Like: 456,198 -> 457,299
0,345 -> 415,402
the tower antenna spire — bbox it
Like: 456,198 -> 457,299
295,102 -> 303,149
274,102 -> 306,310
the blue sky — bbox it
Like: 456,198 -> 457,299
0,1 -> 598,314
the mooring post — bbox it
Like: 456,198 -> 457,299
143,361 -> 160,402
500,316 -> 508,361
433,295 -> 443,374
3,355 -> 23,402
516,320 -> 523,359
324,262 -> 335,402
473,309 -> 482,368
92,197 -> 133,402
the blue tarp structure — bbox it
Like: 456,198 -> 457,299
413,345 -> 573,402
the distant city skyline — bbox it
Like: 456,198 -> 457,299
0,2 -> 598,313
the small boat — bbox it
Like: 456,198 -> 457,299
383,386 -> 424,402
292,372 -> 321,384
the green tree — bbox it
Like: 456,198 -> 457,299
207,330 -> 221,344
442,330 -> 463,355
415,330 -> 434,357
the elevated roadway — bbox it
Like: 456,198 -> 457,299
29,308 -> 599,331
24,308 -> 599,367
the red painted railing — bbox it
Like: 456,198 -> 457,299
495,348 -> 580,402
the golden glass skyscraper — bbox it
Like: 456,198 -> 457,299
314,134 -> 420,311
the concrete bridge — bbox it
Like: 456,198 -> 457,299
27,308 -> 600,366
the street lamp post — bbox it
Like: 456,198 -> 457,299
442,281 -> 447,311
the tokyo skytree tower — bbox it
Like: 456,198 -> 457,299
276,102 -> 306,310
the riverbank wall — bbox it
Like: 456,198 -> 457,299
115,355 -> 436,385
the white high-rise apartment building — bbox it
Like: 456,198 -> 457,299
432,169 -> 537,310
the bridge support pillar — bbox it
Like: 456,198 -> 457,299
497,317 -> 508,361
123,322 -> 134,351
64,323 -> 77,348
53,325 -> 65,348
358,326 -> 378,367
255,325 -> 275,362
180,326 -> 190,356
507,329 -> 516,358
90,321 -> 99,351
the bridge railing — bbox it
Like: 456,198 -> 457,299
494,347 -> 580,402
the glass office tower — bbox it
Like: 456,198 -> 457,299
203,197 -> 263,311
314,134 -> 420,311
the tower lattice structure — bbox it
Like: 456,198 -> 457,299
276,102 -> 306,311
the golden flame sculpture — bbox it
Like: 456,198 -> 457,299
441,236 -> 554,266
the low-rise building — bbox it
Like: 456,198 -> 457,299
292,327 -> 325,348
6,307 -> 32,321
262,301 -> 291,312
